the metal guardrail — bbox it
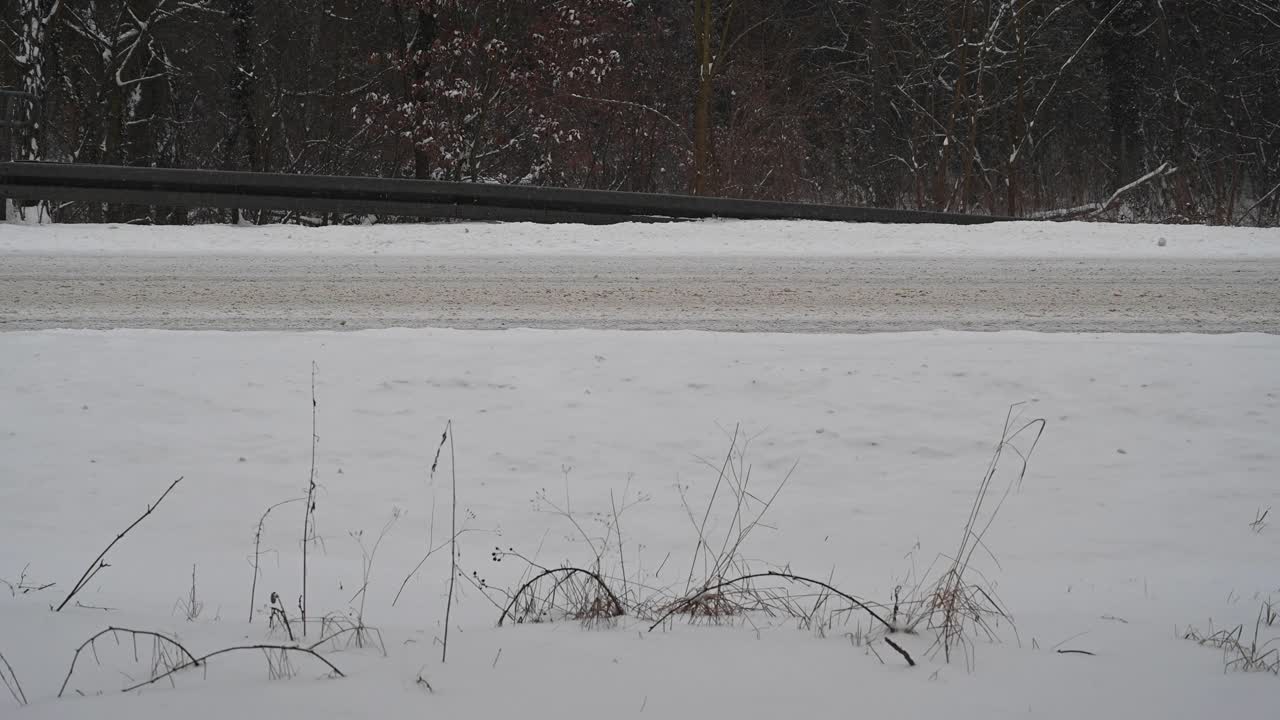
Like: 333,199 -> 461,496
0,161 -> 1013,225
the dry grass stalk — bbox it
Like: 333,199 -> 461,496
268,592 -> 295,641
442,420 -> 458,662
1,650 -> 26,707
174,564 -> 204,622
347,510 -> 399,638
301,361 -> 320,636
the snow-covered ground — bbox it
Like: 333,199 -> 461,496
2,329 -> 1277,717
3,219 -> 1279,258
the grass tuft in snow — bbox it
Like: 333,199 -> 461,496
483,406 -> 1047,672
645,426 -> 798,626
1184,599 -> 1280,675
895,405 -> 1045,667
1249,507 -> 1270,534
173,564 -> 205,622
309,614 -> 388,657
647,571 -> 895,636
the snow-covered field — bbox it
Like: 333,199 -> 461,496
2,328 -> 1277,717
4,218 -> 1280,258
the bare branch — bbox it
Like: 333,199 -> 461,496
55,477 -> 185,612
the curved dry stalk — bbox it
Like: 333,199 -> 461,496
248,497 -> 304,623
59,627 -> 199,697
498,567 -> 624,627
648,571 -> 894,632
121,644 -> 343,693
55,477 -> 184,612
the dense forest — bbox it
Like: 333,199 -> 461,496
3,0 -> 1278,224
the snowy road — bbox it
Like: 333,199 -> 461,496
2,253 -> 1278,332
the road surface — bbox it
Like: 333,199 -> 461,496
2,254 -> 1277,332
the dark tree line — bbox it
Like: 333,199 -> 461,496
3,0 -> 1278,225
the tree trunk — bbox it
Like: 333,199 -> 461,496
16,0 -> 61,160
411,7 -> 438,179
1007,0 -> 1026,215
692,0 -> 712,195
224,0 -> 260,222
226,0 -> 260,173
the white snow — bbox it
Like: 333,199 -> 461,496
2,219 -> 1278,258
1,328 -> 1277,717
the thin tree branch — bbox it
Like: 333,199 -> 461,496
55,477 -> 184,612
569,94 -> 691,145
884,636 -> 917,666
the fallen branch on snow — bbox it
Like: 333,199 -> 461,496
1029,163 -> 1176,221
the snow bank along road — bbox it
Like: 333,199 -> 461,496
2,221 -> 1278,332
